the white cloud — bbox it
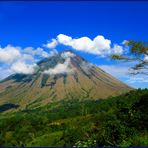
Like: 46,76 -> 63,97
68,37 -> 94,51
57,34 -> 112,56
11,61 -> 38,74
43,51 -> 75,75
80,61 -> 93,75
111,44 -> 124,55
22,54 -> 35,62
44,39 -> 58,49
61,51 -> 75,59
0,45 -> 21,63
46,34 -> 124,56
57,34 -> 72,45
0,45 -> 49,75
43,58 -> 72,75
24,47 -> 49,58
144,55 -> 148,62
122,40 -> 128,45
48,49 -> 58,57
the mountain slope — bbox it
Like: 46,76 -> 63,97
0,51 -> 132,110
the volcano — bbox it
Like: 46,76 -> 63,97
0,51 -> 131,110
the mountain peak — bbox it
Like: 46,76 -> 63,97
0,51 -> 132,109
37,50 -> 87,75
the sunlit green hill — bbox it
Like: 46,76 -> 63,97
0,89 -> 147,146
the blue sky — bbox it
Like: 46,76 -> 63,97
0,1 -> 148,88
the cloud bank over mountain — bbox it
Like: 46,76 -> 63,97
43,51 -> 75,75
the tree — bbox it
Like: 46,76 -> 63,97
111,40 -> 148,75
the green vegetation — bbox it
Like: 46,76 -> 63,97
0,89 -> 148,146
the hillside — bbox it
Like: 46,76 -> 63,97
0,51 -> 131,110
0,89 -> 147,146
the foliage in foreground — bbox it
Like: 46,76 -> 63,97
111,40 -> 148,75
0,88 -> 148,146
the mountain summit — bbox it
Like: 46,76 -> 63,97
0,51 -> 131,109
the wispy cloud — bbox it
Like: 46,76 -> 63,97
98,64 -> 148,88
80,61 -> 93,75
0,66 -> 13,80
43,51 -> 75,75
99,64 -> 129,78
126,77 -> 148,83
43,39 -> 57,49
24,47 -> 49,58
